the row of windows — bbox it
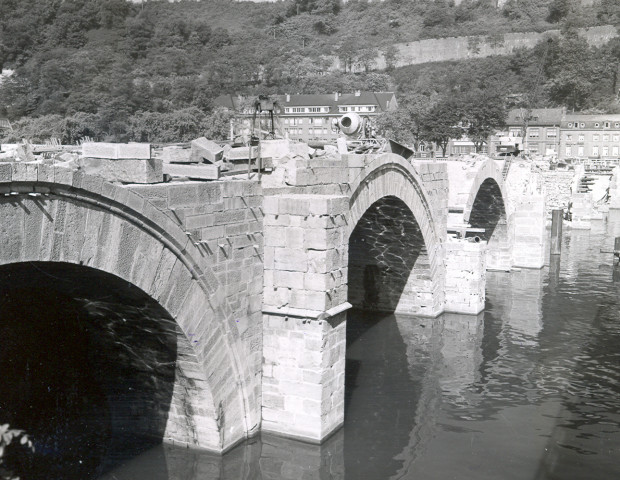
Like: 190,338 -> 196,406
284,107 -> 330,113
567,121 -> 620,129
528,127 -> 557,138
338,106 -> 376,113
283,118 -> 324,126
285,128 -> 330,136
565,133 -> 620,142
565,145 -> 620,156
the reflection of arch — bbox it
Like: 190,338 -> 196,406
0,165 -> 252,452
347,154 -> 444,316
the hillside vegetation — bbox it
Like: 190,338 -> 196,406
0,0 -> 619,143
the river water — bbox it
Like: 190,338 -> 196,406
4,216 -> 620,479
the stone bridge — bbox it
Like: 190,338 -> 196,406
0,146 -> 546,455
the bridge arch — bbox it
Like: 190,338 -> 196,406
346,154 -> 444,316
447,159 -> 512,271
0,164 -> 253,454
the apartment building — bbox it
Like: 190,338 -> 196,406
503,108 -> 565,157
214,91 -> 397,144
560,114 -> 620,162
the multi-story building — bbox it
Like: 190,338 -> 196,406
214,91 -> 398,145
503,107 -> 565,157
559,114 -> 620,163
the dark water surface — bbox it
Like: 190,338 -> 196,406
4,216 -> 620,479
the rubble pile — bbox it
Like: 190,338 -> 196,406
542,168 -> 576,214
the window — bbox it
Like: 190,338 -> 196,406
580,123 -> 586,127
595,123 -> 600,128
509,128 -> 520,137
593,134 -> 600,141
568,123 -> 573,127
578,146 -> 584,156
605,122 -> 610,128
603,146 -> 609,156
309,118 -> 323,125
323,128 -> 328,135
578,134 -> 585,142
616,123 -> 620,128
529,128 -> 540,138
309,107 -> 321,113
566,134 -> 573,141
566,146 -> 572,157
614,146 -> 619,156
593,146 -> 599,156
285,108 -> 290,113
614,135 -> 620,142
604,134 -> 610,142
547,128 -> 557,137
292,107 -> 304,113
284,119 -> 290,125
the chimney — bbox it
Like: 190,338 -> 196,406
286,93 -> 290,102
355,90 -> 361,97
334,92 -> 339,101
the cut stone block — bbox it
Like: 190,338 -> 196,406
79,157 -> 163,184
162,146 -> 193,164
82,143 -> 151,160
191,137 -> 224,164
163,163 -> 220,180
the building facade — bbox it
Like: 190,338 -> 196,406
560,114 -> 620,163
503,108 -> 564,157
214,92 -> 397,145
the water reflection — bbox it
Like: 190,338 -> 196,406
8,216 -> 620,479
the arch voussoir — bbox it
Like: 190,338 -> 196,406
0,164 -> 254,453
347,154 -> 445,317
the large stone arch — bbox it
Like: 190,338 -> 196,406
447,159 -> 512,271
0,163 -> 253,453
347,154 -> 444,316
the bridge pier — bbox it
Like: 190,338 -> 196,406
444,238 -> 487,314
261,189 -> 350,442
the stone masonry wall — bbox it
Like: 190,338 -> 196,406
127,179 -> 264,436
413,161 -> 449,236
444,239 -> 487,314
262,313 -> 346,442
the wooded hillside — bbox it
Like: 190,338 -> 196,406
0,0 -> 619,143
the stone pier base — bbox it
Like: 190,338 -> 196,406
262,312 -> 346,442
444,238 -> 487,314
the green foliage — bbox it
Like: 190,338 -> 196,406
0,0 -> 616,140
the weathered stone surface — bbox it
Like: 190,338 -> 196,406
191,137 -> 224,164
161,146 -> 192,163
164,163 -> 220,180
82,142 -> 151,159
79,157 -> 163,184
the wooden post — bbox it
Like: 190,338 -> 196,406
550,209 -> 563,255
614,237 -> 620,264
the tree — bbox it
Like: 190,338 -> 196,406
382,44 -> 399,71
547,0 -> 577,23
375,93 -> 435,150
421,97 -> 463,157
460,89 -> 507,152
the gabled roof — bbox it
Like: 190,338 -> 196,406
274,94 -> 337,108
562,114 -> 620,128
506,108 -> 564,126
